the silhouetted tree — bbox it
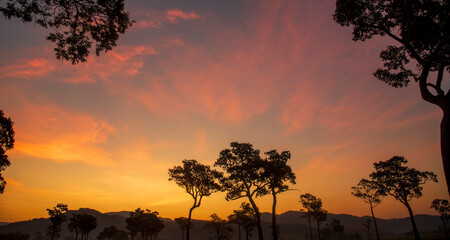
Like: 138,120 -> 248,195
47,203 -> 69,240
68,214 -> 82,240
361,218 -> 372,240
78,214 -> 97,240
0,110 -> 14,194
0,0 -> 132,64
140,210 -> 164,240
369,156 -> 437,240
300,193 -> 321,240
97,226 -> 128,240
205,214 -> 233,240
263,150 -> 296,240
168,160 -> 221,240
227,202 -> 256,240
215,142 -> 269,240
330,218 -> 344,240
313,209 -> 328,240
174,217 -> 191,240
333,0 -> 450,194
125,209 -> 142,240
431,199 -> 450,237
351,179 -> 382,240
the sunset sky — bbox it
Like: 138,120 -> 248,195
0,0 -> 447,223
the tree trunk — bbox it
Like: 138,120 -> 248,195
366,227 -> 370,240
404,201 -> 421,240
316,220 -> 321,240
238,224 -> 241,240
248,196 -> 264,240
187,205 -> 195,240
307,215 -> 313,240
441,108 -> 450,194
182,228 -> 185,240
272,190 -> 278,240
443,218 -> 449,237
370,204 -> 380,240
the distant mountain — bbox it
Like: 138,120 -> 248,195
0,208 -> 445,240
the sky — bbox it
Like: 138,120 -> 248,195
0,0 -> 447,223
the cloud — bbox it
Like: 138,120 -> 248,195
0,58 -> 56,79
12,100 -> 117,166
165,9 -> 201,23
132,8 -> 203,29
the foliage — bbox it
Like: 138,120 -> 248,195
168,159 -> 221,240
0,110 -> 14,194
227,202 -> 256,240
97,226 -> 128,240
78,214 -> 97,240
351,179 -> 382,207
431,199 -> 450,236
205,214 -> 233,240
47,203 -> 69,240
0,0 -> 132,64
333,0 -> 450,195
300,193 -> 327,240
370,156 -> 437,204
125,208 -> 164,240
330,218 -> 344,240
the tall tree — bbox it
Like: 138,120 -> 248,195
263,150 -> 296,240
300,193 -> 321,240
361,218 -> 372,240
140,210 -> 164,240
47,203 -> 69,240
333,0 -> 450,193
214,142 -> 270,240
227,202 -> 256,240
369,156 -> 437,240
168,160 -> 222,240
125,208 -> 143,240
351,179 -> 382,240
0,110 -> 14,194
174,217 -> 190,240
431,199 -> 450,237
204,214 -> 233,240
0,0 -> 132,64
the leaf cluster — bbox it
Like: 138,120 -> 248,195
369,156 -> 437,205
125,208 -> 164,240
351,179 -> 383,207
0,0 -> 132,64
333,0 -> 450,89
0,110 -> 14,193
431,199 -> 450,224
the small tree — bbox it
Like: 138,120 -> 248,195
370,156 -> 437,240
313,209 -> 328,240
0,0 -> 132,64
333,0 -> 450,194
431,199 -> 450,237
97,226 -> 128,240
68,214 -> 82,240
47,203 -> 69,240
361,218 -> 372,240
330,218 -> 344,240
168,160 -> 222,240
78,214 -> 97,240
263,150 -> 296,240
205,214 -> 233,240
300,193 -> 321,240
227,202 -> 256,240
140,210 -> 164,240
174,217 -> 190,240
351,179 -> 382,240
215,142 -> 269,240
125,209 -> 143,240
0,110 -> 14,194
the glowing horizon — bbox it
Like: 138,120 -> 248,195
0,0 -> 447,223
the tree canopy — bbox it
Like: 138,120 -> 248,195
431,199 -> 450,236
333,0 -> 450,194
168,159 -> 221,240
0,110 -> 14,194
47,203 -> 69,240
0,0 -> 132,64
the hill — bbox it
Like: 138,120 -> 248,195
0,208 -> 444,240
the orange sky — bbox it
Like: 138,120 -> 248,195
0,0 -> 447,223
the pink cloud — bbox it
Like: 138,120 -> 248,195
0,58 -> 55,79
132,8 -> 202,29
165,9 -> 201,23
